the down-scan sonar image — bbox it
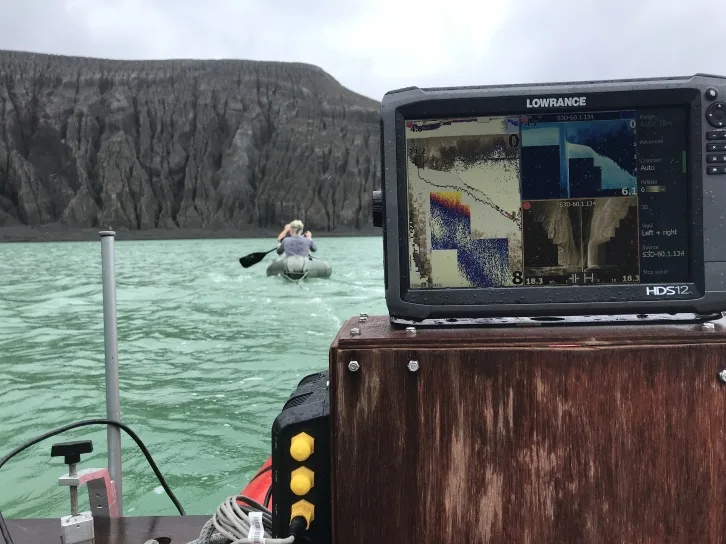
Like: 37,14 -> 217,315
520,113 -> 638,200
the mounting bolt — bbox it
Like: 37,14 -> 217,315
407,360 -> 419,372
405,327 -> 416,335
359,313 -> 368,323
350,327 -> 361,336
719,370 -> 726,383
348,361 -> 360,373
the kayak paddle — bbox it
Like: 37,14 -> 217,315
239,247 -> 278,268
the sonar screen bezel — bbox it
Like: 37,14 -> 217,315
378,73 -> 726,323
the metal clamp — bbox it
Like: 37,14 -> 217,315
58,465 -> 119,544
52,440 -> 118,544
58,467 -> 119,518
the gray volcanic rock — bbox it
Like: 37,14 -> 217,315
0,51 -> 381,232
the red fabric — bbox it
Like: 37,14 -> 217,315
238,457 -> 273,509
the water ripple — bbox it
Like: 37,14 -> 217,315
0,237 -> 386,517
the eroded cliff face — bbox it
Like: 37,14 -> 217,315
0,51 -> 381,232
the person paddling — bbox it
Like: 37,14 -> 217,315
276,220 -> 311,241
276,220 -> 316,259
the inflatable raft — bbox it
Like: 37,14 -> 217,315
266,255 -> 332,280
240,456 -> 273,509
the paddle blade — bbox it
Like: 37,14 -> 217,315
239,252 -> 268,268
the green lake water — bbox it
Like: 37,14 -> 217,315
0,236 -> 386,518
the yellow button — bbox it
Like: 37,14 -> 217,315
291,499 -> 315,528
290,466 -> 314,496
290,432 -> 314,461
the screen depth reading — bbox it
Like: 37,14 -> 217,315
405,108 -> 690,289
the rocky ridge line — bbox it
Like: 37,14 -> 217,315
0,50 -> 381,233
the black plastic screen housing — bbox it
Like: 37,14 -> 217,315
377,74 -> 726,323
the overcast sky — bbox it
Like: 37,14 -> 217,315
0,0 -> 723,100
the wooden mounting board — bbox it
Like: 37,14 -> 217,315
329,315 -> 726,543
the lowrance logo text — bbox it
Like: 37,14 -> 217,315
525,96 -> 587,108
645,285 -> 690,296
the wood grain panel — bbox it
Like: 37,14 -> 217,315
330,316 -> 726,544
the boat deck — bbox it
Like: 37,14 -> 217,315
6,515 -> 210,543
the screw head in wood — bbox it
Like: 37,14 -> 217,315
407,360 -> 419,372
348,361 -> 360,372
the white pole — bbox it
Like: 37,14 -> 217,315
100,230 -> 123,515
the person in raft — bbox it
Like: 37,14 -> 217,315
276,220 -> 316,259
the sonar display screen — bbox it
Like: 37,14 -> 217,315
405,108 -> 690,289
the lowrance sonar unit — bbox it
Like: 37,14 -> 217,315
372,74 -> 726,324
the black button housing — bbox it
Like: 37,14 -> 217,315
706,102 -> 726,128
